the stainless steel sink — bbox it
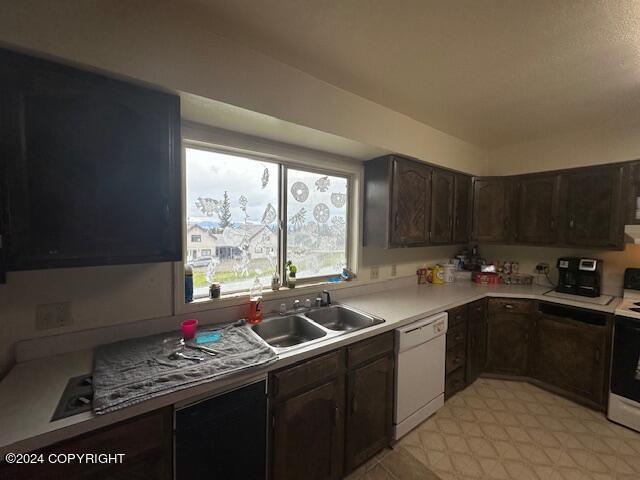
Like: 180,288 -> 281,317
251,314 -> 327,351
305,305 -> 385,332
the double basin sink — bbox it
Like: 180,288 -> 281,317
251,304 -> 385,354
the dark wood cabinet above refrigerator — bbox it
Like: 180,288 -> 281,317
0,48 -> 182,274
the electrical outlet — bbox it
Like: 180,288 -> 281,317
370,266 -> 379,280
36,302 -> 73,330
535,263 -> 550,274
391,264 -> 397,277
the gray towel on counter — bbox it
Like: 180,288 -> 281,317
92,324 -> 276,414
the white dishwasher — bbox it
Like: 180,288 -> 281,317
394,312 -> 448,440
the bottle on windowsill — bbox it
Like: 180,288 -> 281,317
271,272 -> 280,291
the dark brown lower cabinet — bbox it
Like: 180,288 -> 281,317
466,299 -> 487,384
485,299 -> 533,376
445,304 -> 468,399
271,378 -> 345,480
270,333 -> 394,479
531,303 -> 611,409
345,354 -> 394,472
0,408 -> 172,480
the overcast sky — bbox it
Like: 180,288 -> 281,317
186,148 -> 348,227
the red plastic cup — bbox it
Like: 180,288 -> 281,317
181,319 -> 198,340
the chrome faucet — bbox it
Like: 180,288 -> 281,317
321,290 -> 331,307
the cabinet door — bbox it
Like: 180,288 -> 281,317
430,169 -> 454,244
531,315 -> 608,407
345,355 -> 394,473
466,301 -> 487,384
561,166 -> 623,248
0,408 -> 172,480
453,174 -> 471,244
0,48 -> 181,270
471,178 -> 512,243
272,379 -> 344,480
390,158 -> 431,247
514,174 -> 560,244
486,312 -> 530,376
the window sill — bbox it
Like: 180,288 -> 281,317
179,279 -> 356,314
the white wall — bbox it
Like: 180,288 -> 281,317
481,244 -> 640,297
0,0 -> 488,176
487,122 -> 640,175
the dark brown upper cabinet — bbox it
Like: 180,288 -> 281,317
513,173 -> 560,245
430,169 -> 454,244
0,48 -> 181,272
453,174 -> 472,244
559,165 -> 624,249
390,158 -> 432,247
624,161 -> 640,225
363,155 -> 432,248
471,177 -> 512,243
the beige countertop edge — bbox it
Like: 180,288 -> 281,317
0,282 -> 621,456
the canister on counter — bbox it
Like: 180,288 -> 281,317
443,263 -> 456,283
432,265 -> 445,284
417,268 -> 429,285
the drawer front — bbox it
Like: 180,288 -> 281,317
347,332 -> 394,369
446,322 -> 467,351
272,349 -> 344,400
446,343 -> 466,374
488,298 -> 533,314
445,367 -> 466,399
448,304 -> 468,327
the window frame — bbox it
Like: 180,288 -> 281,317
182,142 -> 354,299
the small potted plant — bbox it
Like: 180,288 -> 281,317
286,260 -> 297,288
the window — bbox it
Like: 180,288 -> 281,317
185,146 -> 350,298
286,169 -> 348,279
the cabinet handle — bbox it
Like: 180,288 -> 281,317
504,304 -> 515,310
569,219 -> 575,229
334,405 -> 340,426
550,218 -> 555,230
351,394 -> 358,414
595,348 -> 601,363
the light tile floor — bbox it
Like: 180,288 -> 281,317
346,378 -> 640,480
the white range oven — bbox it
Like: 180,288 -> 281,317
609,268 -> 640,432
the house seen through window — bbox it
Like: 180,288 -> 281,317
185,147 -> 349,298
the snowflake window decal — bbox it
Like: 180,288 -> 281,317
315,176 -> 330,192
313,203 -> 330,224
290,181 -> 309,202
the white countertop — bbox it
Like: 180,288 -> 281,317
0,281 -> 621,456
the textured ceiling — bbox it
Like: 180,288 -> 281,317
195,0 -> 640,148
